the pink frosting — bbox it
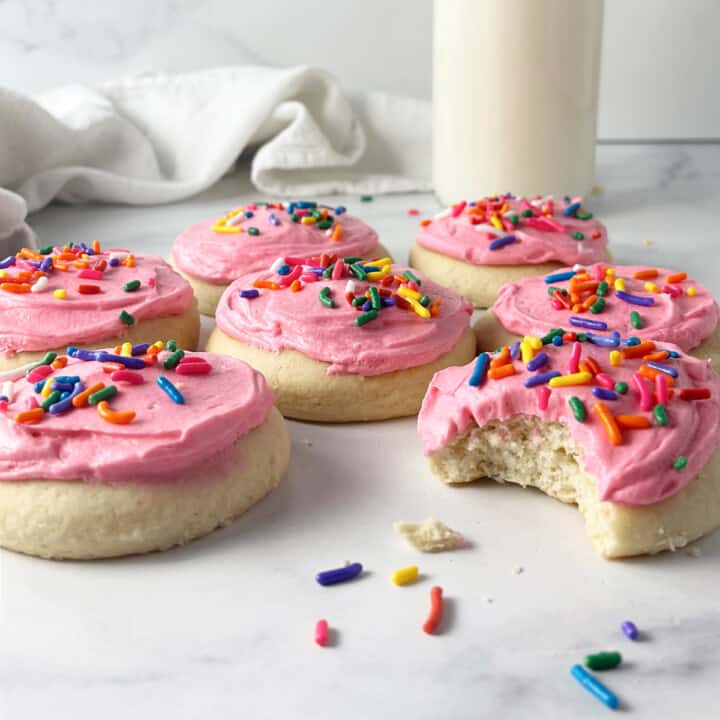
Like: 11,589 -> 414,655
493,263 -> 720,352
0,249 -> 193,355
172,203 -> 380,284
418,341 -> 720,506
0,352 -> 274,485
214,264 -> 473,376
416,195 -> 608,265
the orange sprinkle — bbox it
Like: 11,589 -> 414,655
420,219 -> 432,227
73,260 -> 89,269
666,272 -> 687,284
621,341 -> 656,359
331,223 -> 343,241
290,279 -> 302,292
92,240 -> 101,253
125,254 -> 135,268
638,364 -> 675,386
52,261 -> 68,271
51,356 -> 68,370
571,304 -> 585,314
15,270 -> 32,281
633,269 -> 658,280
643,350 -> 670,362
490,347 -> 511,369
429,298 -> 441,317
15,408 -> 44,424
102,362 -> 125,374
582,294 -> 599,309
253,280 -> 280,290
569,280 -> 599,294
488,364 -> 516,380
584,357 -> 601,376
96,400 -> 135,425
593,402 -> 623,445
72,382 -> 105,408
1,282 -> 31,293
615,415 -> 652,429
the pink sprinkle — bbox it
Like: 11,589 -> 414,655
595,372 -> 615,389
25,396 -> 38,410
77,269 -> 103,280
592,265 -> 605,281
295,208 -> 310,217
175,361 -> 212,375
567,341 -> 582,374
178,355 -> 208,365
662,284 -> 682,298
407,282 -> 420,292
538,386 -> 551,410
285,256 -> 311,266
551,298 -> 564,310
407,208 -> 420,216
300,272 -> 318,283
0,400 -> 7,413
655,374 -> 669,405
451,201 -> 467,218
110,369 -> 145,385
633,372 -> 653,411
26,365 -> 54,383
15,259 -> 35,271
331,260 -> 345,280
315,619 -> 329,647
519,199 -> 533,213
279,265 -> 302,286
148,278 -> 156,287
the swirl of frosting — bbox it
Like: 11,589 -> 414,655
493,263 -> 719,352
172,201 -> 380,284
416,195 -> 608,265
215,261 -> 473,375
0,351 -> 273,485
0,245 -> 193,355
418,338 -> 720,506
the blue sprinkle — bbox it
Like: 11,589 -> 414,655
624,336 -> 641,346
563,201 -> 582,217
59,391 -> 70,401
488,234 -> 517,251
54,376 -> 80,384
287,203 -> 296,214
468,352 -> 490,387
524,371 -> 562,388
668,350 -> 681,358
296,201 -> 317,209
571,665 -> 619,710
33,380 -> 46,393
563,195 -> 571,203
569,316 -> 608,331
277,264 -> 291,276
593,387 -> 618,401
616,290 -> 655,306
244,211 -> 254,218
510,341 -> 521,360
131,343 -> 150,356
544,271 -> 577,284
646,361 -> 679,378
315,562 -> 363,586
157,376 -> 185,405
363,266 -> 381,273
552,334 -> 564,346
334,205 -> 346,215
239,289 -> 260,299
527,352 -> 549,372
586,332 -> 620,348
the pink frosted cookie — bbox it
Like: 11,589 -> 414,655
409,194 -> 610,307
476,263 -> 720,365
207,258 -> 476,421
418,335 -> 720,558
171,201 -> 390,315
0,243 -> 199,371
0,347 -> 289,559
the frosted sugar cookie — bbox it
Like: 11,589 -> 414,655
207,257 -> 475,421
171,201 -> 390,315
409,194 -> 609,307
0,243 -> 199,371
0,347 -> 289,559
418,335 -> 720,558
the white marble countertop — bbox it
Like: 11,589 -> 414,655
2,144 -> 719,719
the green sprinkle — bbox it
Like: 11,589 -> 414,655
342,256 -> 362,264
419,294 -> 431,308
248,227 -> 260,236
119,310 -> 135,326
521,209 -> 533,217
351,296 -> 366,307
291,213 -> 300,222
319,286 -> 335,308
360,195 -> 373,202
350,263 -> 368,280
163,349 -> 185,370
568,396 -> 587,422
369,286 -> 381,311
322,263 -> 335,279
577,211 -> 594,220
585,652 -> 621,671
316,220 -> 333,229
547,286 -> 569,297
165,340 -> 177,351
509,213 -> 519,225
41,391 -> 61,411
355,309 -> 378,326
614,381 -> 629,395
577,333 -> 587,342
88,385 -> 117,405
590,298 -> 606,314
541,328 -> 565,345
311,210 -> 322,220
572,231 -> 585,241
653,403 -> 668,426
403,270 -> 422,285
123,279 -> 141,292
39,245 -> 54,255
597,281 -> 609,297
673,455 -> 688,470
630,310 -> 643,330
26,351 -> 57,375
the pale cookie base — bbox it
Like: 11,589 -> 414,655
206,326 -> 477,422
171,242 -> 392,317
428,414 -> 720,558
0,301 -> 201,372
0,407 -> 289,560
473,309 -> 720,367
409,242 -> 569,309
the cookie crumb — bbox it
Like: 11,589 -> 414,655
686,546 -> 702,558
394,519 -> 465,552
591,184 -> 604,195
512,565 -> 524,575
643,239 -> 652,247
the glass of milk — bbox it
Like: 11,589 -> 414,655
433,0 -> 604,205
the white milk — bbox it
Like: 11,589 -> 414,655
433,0 -> 604,204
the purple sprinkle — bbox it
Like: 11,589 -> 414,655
646,361 -> 679,378
527,351 -> 549,372
586,332 -> 620,348
240,289 -> 260,299
488,234 -> 517,251
382,297 -> 396,307
95,352 -> 146,369
0,256 -> 16,269
593,387 -> 618,401
569,316 -> 608,331
0,395 -> 7,403
131,343 -> 150,356
109,258 -> 120,267
361,299 -> 372,312
524,370 -> 562,388
616,290 -> 655,307
510,340 -> 521,360
40,257 -> 53,272
268,212 -> 281,226
48,381 -> 85,414
621,621 -> 639,640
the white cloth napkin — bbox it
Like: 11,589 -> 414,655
0,189 -> 34,257
0,65 -> 432,230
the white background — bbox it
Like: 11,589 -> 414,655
0,0 -> 718,140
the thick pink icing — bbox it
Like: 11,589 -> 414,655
416,195 -> 608,265
0,249 -> 193,355
0,352 -> 273,485
418,341 -> 720,506
214,264 -> 473,376
493,263 -> 719,352
172,203 -> 380,284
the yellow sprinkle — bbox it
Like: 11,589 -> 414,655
0,270 -> 6,279
40,378 -> 54,398
520,340 -> 533,365
604,267 -> 616,277
372,257 -> 393,266
120,342 -> 133,357
153,340 -> 164,350
614,278 -> 626,292
398,286 -> 422,301
527,336 -> 542,350
490,214 -> 504,231
549,371 -> 593,388
211,225 -> 243,234
53,289 -> 67,299
300,216 -> 316,225
407,298 -> 431,318
609,350 -> 622,367
688,287 -> 697,297
391,565 -> 419,586
644,282 -> 659,293
367,268 -> 390,282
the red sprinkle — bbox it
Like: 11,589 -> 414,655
423,586 -> 444,635
110,369 -> 145,385
680,388 -> 711,401
78,284 -> 101,294
26,365 -> 54,383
